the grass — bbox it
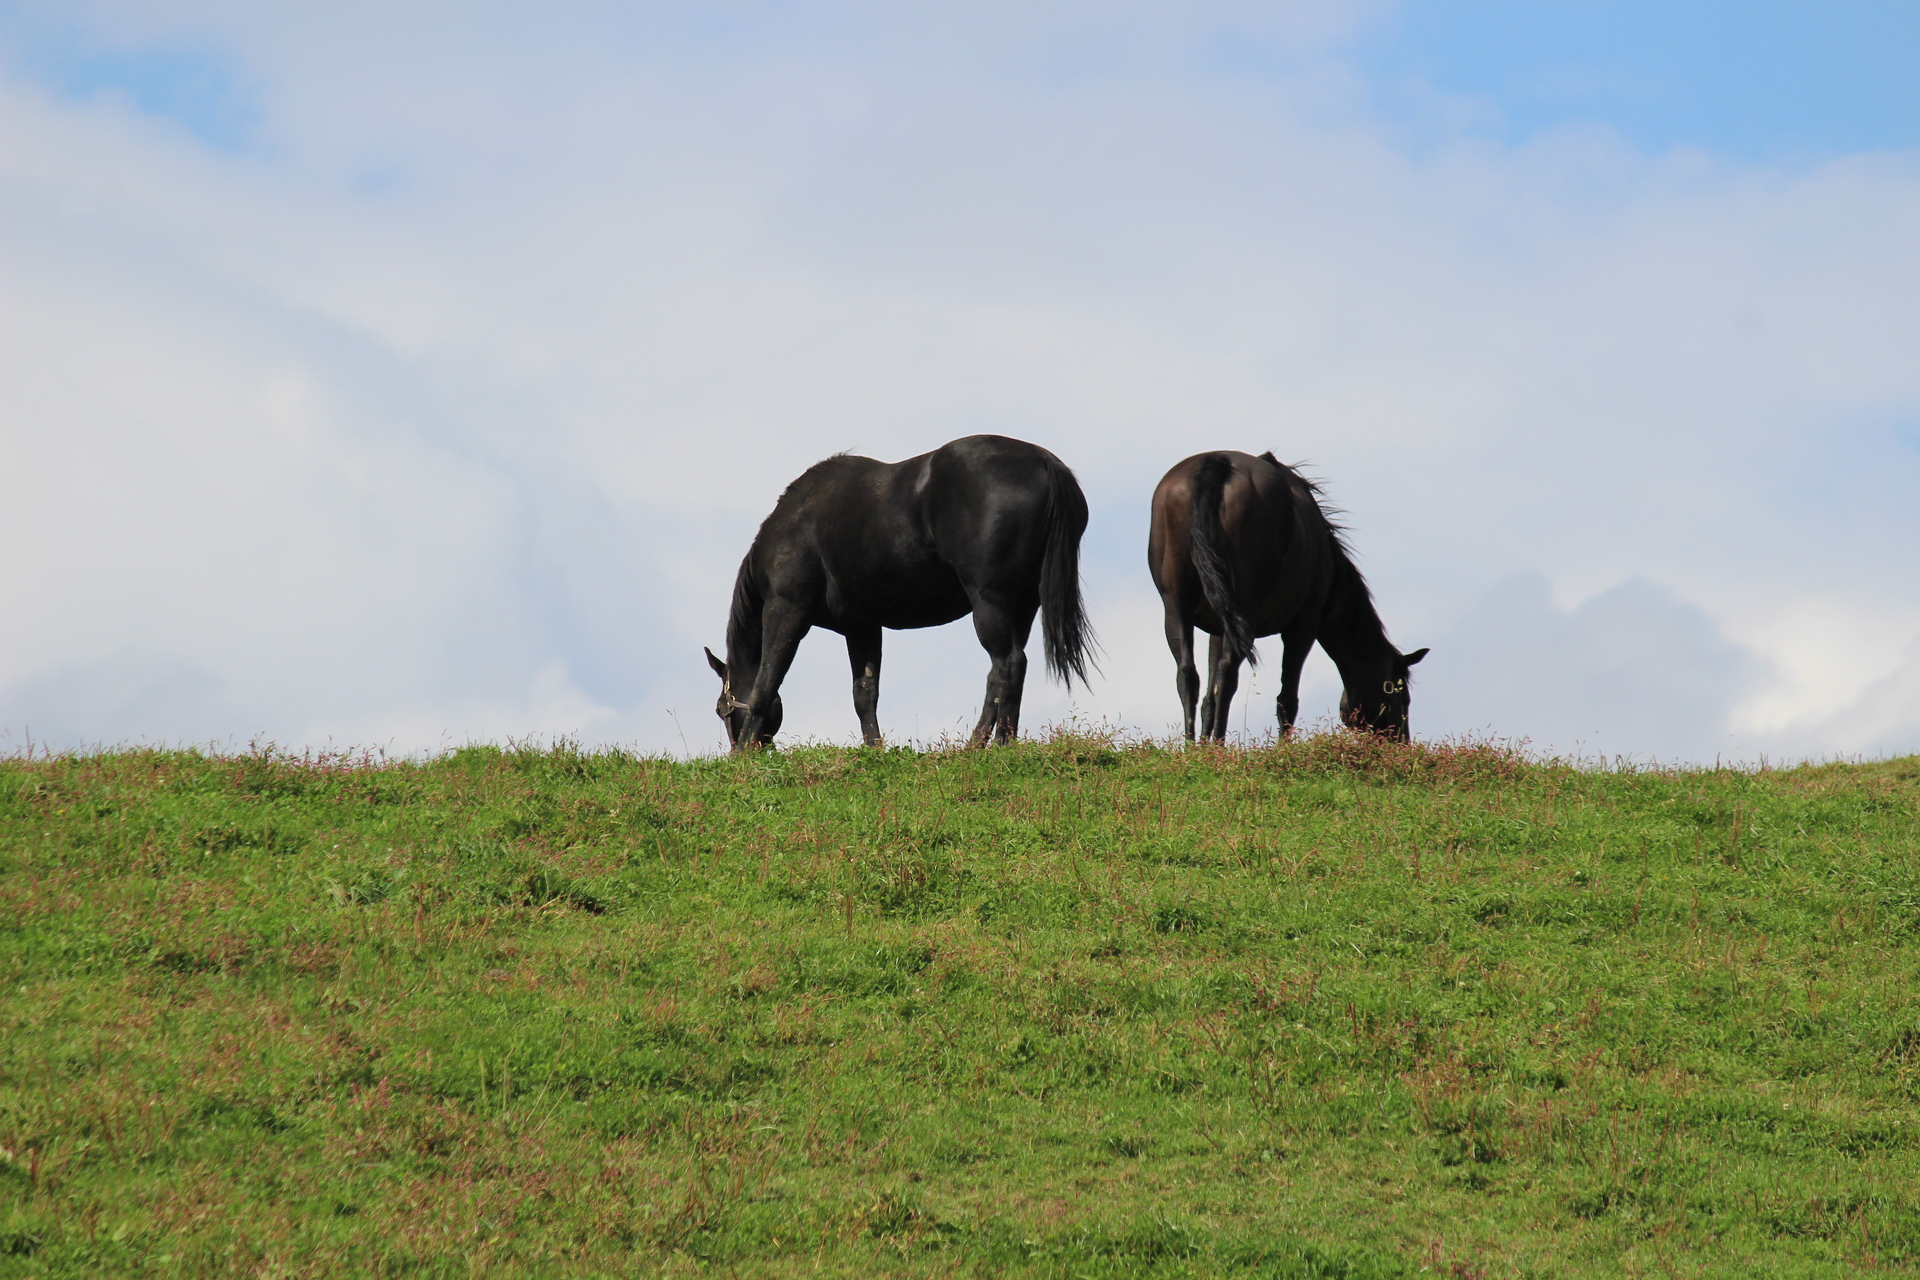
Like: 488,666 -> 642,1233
2,730 -> 1920,1277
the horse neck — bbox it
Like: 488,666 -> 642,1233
1316,560 -> 1396,686
723,561 -> 765,685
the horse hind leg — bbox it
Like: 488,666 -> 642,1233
1197,632 -> 1219,740
967,594 -> 1035,746
1203,631 -> 1245,742
1163,601 -> 1200,741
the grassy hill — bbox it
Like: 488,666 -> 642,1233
3,733 -> 1920,1277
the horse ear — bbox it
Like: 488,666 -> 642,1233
704,646 -> 729,679
1403,648 -> 1430,668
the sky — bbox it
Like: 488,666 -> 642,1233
2,0 -> 1918,762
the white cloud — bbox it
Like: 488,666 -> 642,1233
1796,639 -> 1920,760
2,2 -> 1917,759
1412,575 -> 1763,763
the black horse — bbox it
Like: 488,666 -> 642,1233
706,435 -> 1096,750
1148,450 -> 1427,742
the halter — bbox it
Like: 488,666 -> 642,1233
721,687 -> 750,714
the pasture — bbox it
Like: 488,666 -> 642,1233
3,734 -> 1920,1277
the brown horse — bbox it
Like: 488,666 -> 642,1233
1148,451 -> 1427,741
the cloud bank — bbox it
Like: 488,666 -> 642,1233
2,0 -> 1917,760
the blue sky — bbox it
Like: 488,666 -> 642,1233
0,4 -> 257,150
1354,0 -> 1920,158
1,1 -> 1917,760
10,3 -> 1918,159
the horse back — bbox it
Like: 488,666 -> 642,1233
746,437 -> 1068,632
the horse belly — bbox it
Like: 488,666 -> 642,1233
879,572 -> 972,629
835,563 -> 971,631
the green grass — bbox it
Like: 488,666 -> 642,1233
3,732 -> 1920,1277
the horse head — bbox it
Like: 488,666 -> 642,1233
705,647 -> 781,750
1339,647 -> 1429,741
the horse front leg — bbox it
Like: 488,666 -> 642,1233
1202,631 -> 1244,742
1163,599 -> 1199,741
737,604 -> 809,749
968,594 -> 1035,746
1276,628 -> 1314,739
846,625 -> 884,748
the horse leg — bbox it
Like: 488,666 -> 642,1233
967,594 -> 1034,747
1276,628 -> 1313,738
1163,602 -> 1200,741
738,603 -> 810,748
1198,632 -> 1219,742
846,625 -> 883,748
1203,632 -> 1244,742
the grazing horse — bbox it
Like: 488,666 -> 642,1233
1148,450 -> 1427,742
706,434 -> 1096,750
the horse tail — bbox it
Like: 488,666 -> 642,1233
1190,452 -> 1258,664
1040,459 -> 1098,688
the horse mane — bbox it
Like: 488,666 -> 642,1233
768,452 -> 855,507
1259,451 -> 1379,621
723,557 -> 764,659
